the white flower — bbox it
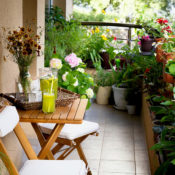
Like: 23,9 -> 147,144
62,72 -> 68,81
50,58 -> 63,70
77,68 -> 85,73
86,88 -> 94,98
78,58 -> 82,64
73,79 -> 78,86
164,31 -> 169,39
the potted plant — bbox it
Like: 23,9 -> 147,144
95,69 -> 114,105
164,59 -> 175,83
125,76 -> 141,115
111,59 -> 131,110
162,38 -> 175,61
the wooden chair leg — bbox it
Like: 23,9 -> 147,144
57,146 -> 75,160
31,123 -> 55,160
38,124 -> 64,159
0,139 -> 19,175
76,143 -> 92,175
51,143 -> 64,155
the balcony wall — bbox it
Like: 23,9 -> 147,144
0,0 -> 45,93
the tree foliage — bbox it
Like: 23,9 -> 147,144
74,0 -> 174,22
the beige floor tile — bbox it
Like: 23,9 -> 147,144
102,139 -> 134,151
101,149 -> 134,161
88,159 -> 100,172
99,160 -> 135,173
135,150 -> 149,161
136,161 -> 151,174
99,173 -> 135,175
134,139 -> 147,151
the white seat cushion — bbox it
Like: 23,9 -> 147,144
19,160 -> 87,175
39,120 -> 99,140
0,106 -> 19,137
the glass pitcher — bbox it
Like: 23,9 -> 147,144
39,68 -> 58,99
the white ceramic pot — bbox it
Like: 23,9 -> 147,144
112,85 -> 128,110
96,86 -> 112,105
126,105 -> 136,115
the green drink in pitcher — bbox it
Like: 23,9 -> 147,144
42,90 -> 55,113
40,77 -> 58,99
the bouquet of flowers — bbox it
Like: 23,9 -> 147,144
6,27 -> 41,94
50,53 -> 94,108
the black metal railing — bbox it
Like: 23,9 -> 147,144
81,21 -> 142,47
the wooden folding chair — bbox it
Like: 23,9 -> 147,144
0,106 -> 87,175
38,121 -> 99,175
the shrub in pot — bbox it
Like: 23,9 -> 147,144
125,77 -> 141,115
95,69 -> 114,105
111,59 -> 134,110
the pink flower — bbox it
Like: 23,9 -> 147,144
65,53 -> 79,68
138,41 -> 141,46
142,35 -> 150,40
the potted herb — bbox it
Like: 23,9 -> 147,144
111,59 -> 129,110
95,69 -> 114,105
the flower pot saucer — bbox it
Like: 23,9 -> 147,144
113,105 -> 126,111
141,51 -> 154,56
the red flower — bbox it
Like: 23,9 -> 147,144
145,68 -> 151,73
113,36 -> 117,41
156,18 -> 168,25
161,26 -> 172,33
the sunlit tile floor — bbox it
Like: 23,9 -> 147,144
3,103 -> 151,175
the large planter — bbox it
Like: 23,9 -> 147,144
112,85 -> 127,110
100,52 -> 115,69
141,93 -> 160,175
140,38 -> 155,52
96,86 -> 112,105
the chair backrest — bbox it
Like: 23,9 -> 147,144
0,106 -> 19,137
0,106 -> 38,175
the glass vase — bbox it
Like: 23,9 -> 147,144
18,65 -> 31,97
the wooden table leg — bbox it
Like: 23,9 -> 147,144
38,123 -> 64,159
31,123 -> 55,160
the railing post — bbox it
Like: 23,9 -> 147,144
128,27 -> 131,47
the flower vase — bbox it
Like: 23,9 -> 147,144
18,65 -> 30,97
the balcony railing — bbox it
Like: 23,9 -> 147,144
81,21 -> 142,47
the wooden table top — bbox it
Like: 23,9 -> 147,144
18,99 -> 88,124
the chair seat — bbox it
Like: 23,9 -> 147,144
39,120 -> 99,140
19,160 -> 87,175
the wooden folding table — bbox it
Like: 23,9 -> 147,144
18,98 -> 88,160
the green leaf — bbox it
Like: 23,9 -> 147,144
171,159 -> 175,165
161,101 -> 173,106
150,106 -> 167,115
169,63 -> 175,76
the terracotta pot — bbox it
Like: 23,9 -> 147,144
164,52 -> 175,61
100,52 -> 115,69
156,47 -> 164,63
140,38 -> 154,52
163,72 -> 175,83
